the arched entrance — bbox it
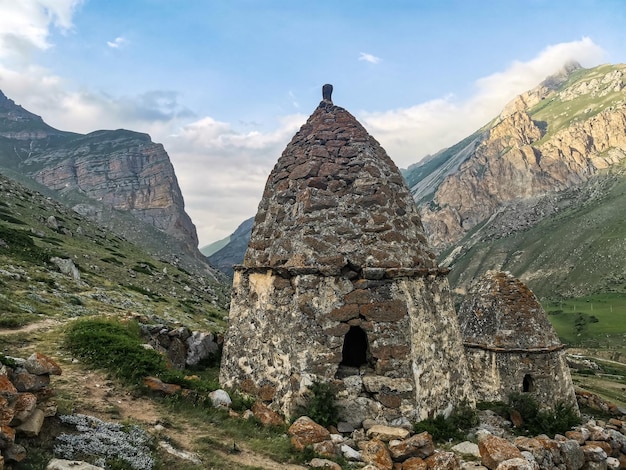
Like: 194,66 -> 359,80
340,326 -> 368,368
522,374 -> 534,393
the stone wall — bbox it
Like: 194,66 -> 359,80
464,347 -> 578,409
0,352 -> 61,467
220,267 -> 474,424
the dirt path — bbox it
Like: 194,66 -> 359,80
0,318 -> 63,335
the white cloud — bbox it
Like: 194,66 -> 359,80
0,0 -> 82,59
107,36 -> 128,49
359,52 -> 381,64
162,113 -> 306,244
360,37 -> 606,168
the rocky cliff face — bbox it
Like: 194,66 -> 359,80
0,91 -> 203,267
416,63 -> 626,251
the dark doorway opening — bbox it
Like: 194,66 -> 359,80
522,374 -> 534,393
340,326 -> 368,367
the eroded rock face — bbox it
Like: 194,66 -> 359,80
418,64 -> 626,251
458,271 -> 578,410
220,89 -> 474,423
31,130 -> 199,253
0,91 -> 200,260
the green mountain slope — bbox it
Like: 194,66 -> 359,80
0,172 -> 230,331
445,164 -> 626,300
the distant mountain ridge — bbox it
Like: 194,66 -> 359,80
0,90 -> 216,277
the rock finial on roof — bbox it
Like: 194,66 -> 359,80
322,83 -> 333,103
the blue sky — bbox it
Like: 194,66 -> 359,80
0,1 -> 625,245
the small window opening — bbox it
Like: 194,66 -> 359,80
340,326 -> 368,367
522,374 -> 534,393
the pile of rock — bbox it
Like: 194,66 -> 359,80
284,414 -> 626,469
138,323 -> 219,370
0,352 -> 61,468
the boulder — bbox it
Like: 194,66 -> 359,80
10,369 -> 50,392
312,440 -> 337,457
559,439 -> 584,470
581,444 -> 608,462
358,438 -> 393,470
606,457 -> 620,470
166,337 -> 187,370
10,393 -> 37,425
452,441 -> 481,458
251,402 -> 284,427
3,443 -> 26,462
366,424 -> 410,442
15,408 -> 45,437
0,397 -> 15,426
479,434 -> 524,469
402,457 -> 428,469
495,458 -> 538,470
288,416 -> 329,450
142,377 -> 181,395
309,458 -> 341,470
340,444 -> 361,461
24,353 -> 62,376
424,451 -> 461,469
0,424 -> 15,448
46,459 -> 104,470
208,389 -> 231,409
388,431 -> 435,461
186,332 -> 218,366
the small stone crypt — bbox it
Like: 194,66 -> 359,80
219,85 -> 475,424
457,271 -> 578,411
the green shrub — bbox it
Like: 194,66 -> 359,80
489,393 -> 582,436
413,400 -> 478,442
298,381 -> 338,428
64,318 -> 168,384
0,353 -> 17,368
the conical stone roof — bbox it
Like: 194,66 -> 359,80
243,86 -> 436,271
458,271 -> 562,350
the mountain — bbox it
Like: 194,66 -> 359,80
0,90 -> 214,277
406,62 -> 626,298
207,216 -> 254,277
410,62 -> 626,249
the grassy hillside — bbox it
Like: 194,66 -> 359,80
544,294 -> 626,350
0,172 -> 230,332
529,64 -> 626,142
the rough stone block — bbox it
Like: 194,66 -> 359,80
288,416 -> 330,450
10,369 -> 50,392
366,424 -> 410,442
479,434 -> 524,469
358,438 -> 393,470
24,353 -> 62,376
10,393 -> 37,425
388,431 -> 435,461
15,408 -> 44,437
424,451 -> 460,469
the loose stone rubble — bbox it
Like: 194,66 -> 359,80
283,409 -> 626,469
0,352 -> 61,467
220,84 -> 475,423
138,322 -> 220,370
